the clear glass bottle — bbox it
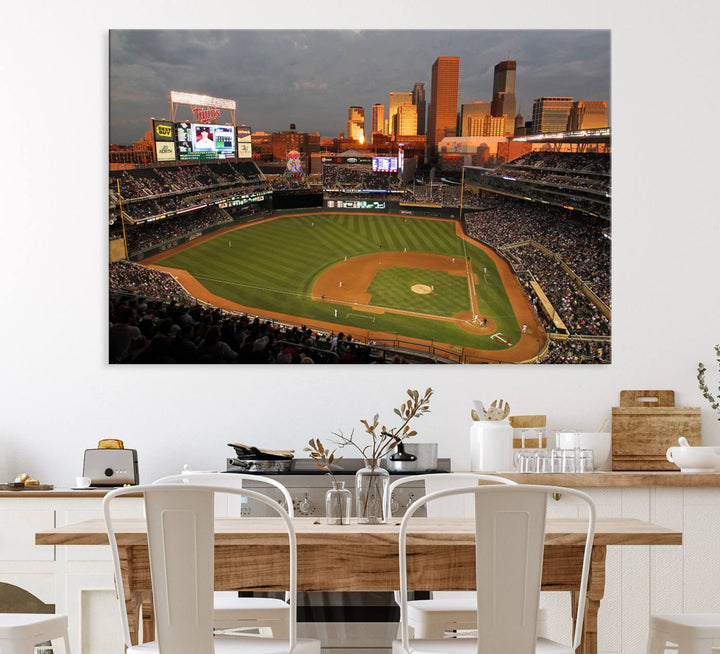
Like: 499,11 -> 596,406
325,480 -> 352,525
355,464 -> 390,524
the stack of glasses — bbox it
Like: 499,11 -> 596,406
515,447 -> 595,473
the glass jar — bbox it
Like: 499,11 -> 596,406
325,480 -> 352,525
355,465 -> 390,524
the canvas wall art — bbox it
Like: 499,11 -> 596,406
109,29 -> 610,364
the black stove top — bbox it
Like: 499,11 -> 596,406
225,457 -> 451,475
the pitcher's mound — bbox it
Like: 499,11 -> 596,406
411,284 -> 433,295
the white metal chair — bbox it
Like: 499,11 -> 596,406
393,484 -> 596,654
647,613 -> 720,653
386,473 -> 519,638
103,483 -> 320,654
0,613 -> 70,654
153,472 -> 292,638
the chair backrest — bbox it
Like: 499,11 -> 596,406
396,484 -> 595,654
103,483 -> 297,654
153,471 -> 295,517
385,472 -> 516,519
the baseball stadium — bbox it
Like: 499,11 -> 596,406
109,98 -> 610,365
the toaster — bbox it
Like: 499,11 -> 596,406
82,449 -> 139,486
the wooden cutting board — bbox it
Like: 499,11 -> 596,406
0,484 -> 54,491
611,390 -> 701,470
509,415 -> 547,448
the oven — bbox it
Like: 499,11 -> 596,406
225,457 -> 451,654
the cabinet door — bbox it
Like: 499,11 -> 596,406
0,510 -> 55,561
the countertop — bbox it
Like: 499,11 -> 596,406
3,471 -> 720,496
460,471 -> 720,487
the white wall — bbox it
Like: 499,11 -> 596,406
0,0 -> 718,486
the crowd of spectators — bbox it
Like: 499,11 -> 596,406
110,161 -> 270,223
267,176 -> 311,191
485,166 -> 610,194
464,198 -> 610,305
512,245 -> 610,337
538,338 -> 610,364
509,152 -> 610,175
125,205 -> 233,254
322,164 -> 402,192
110,261 -> 194,304
109,262 -> 395,364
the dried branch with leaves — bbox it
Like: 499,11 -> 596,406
305,438 -> 343,482
698,344 -> 720,420
331,388 -> 434,467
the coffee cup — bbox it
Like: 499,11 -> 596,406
75,476 -> 92,488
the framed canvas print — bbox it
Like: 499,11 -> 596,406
109,29 -> 610,364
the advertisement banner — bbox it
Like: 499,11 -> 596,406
237,125 -> 252,159
152,119 -> 175,142
155,141 -> 176,162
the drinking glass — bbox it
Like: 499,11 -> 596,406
561,449 -> 577,473
517,451 -> 536,473
535,450 -> 551,473
514,447 -> 531,471
578,449 -> 595,473
531,427 -> 546,449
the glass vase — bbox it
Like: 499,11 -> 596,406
355,464 -> 390,524
325,480 -> 352,525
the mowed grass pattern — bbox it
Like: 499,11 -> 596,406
367,268 -> 469,316
156,213 -> 521,349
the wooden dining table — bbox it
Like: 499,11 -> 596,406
36,516 -> 681,654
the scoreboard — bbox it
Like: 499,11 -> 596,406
372,157 -> 398,173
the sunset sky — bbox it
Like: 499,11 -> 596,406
110,29 -> 610,144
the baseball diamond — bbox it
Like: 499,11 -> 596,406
145,211 -> 546,362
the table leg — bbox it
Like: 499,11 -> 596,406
572,545 -> 606,654
125,593 -> 141,646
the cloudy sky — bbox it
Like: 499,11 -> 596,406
109,29 -> 610,144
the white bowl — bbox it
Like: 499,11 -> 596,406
666,446 -> 720,472
555,432 -> 612,471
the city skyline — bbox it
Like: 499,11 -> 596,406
110,29 -> 610,144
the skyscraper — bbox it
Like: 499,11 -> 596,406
459,101 -> 490,136
427,56 -> 460,156
371,103 -> 385,136
389,92 -> 413,137
567,101 -> 608,130
394,103 -> 418,137
347,106 -> 365,143
467,114 -> 506,137
491,60 -> 517,137
412,82 -> 426,135
531,97 -> 574,134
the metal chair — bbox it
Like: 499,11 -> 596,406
647,613 -> 720,653
0,614 -> 70,654
103,483 -> 320,654
386,473 -> 519,638
393,484 -> 596,654
153,472 -> 292,638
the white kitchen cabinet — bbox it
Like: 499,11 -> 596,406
0,492 -> 142,654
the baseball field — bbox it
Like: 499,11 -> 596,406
147,212 -> 545,362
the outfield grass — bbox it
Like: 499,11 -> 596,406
155,213 -> 521,349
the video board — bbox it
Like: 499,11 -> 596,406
326,200 -> 386,210
372,157 -> 398,173
176,122 -> 236,160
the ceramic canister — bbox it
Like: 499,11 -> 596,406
470,420 -> 514,472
